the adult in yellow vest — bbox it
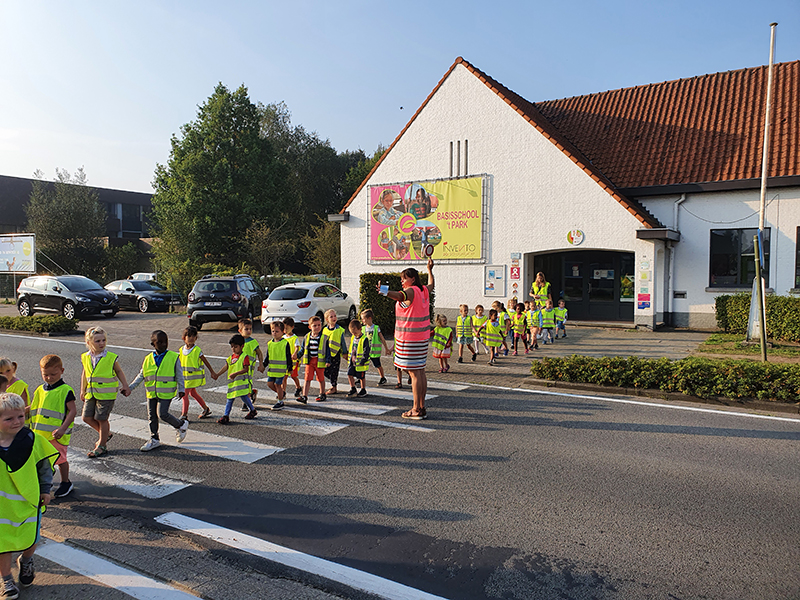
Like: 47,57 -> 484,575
128,330 -> 188,451
529,272 -> 552,309
0,393 -> 59,596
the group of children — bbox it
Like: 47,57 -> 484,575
430,297 -> 568,369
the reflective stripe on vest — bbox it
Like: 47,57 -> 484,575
369,326 -> 382,358
227,355 -> 252,399
29,385 -> 73,445
7,380 -> 28,400
456,315 -> 472,337
395,286 -> 430,343
301,333 -> 330,367
267,339 -> 290,378
483,322 -> 503,347
142,352 -> 180,400
180,346 -> 206,389
554,307 -> 568,322
431,327 -> 452,351
81,352 -> 118,400
0,433 -> 57,552
323,326 -> 345,356
513,314 -> 527,334
540,309 -> 556,328
348,335 -> 370,372
284,334 -> 299,369
527,311 -> 541,327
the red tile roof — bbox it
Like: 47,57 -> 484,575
536,61 -> 800,188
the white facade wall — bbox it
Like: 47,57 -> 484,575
640,187 -> 800,328
341,64 -> 664,327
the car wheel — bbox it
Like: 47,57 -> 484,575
62,302 -> 76,320
189,319 -> 203,331
18,299 -> 32,317
138,298 -> 149,313
348,306 -> 357,323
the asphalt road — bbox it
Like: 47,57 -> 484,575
2,320 -> 799,600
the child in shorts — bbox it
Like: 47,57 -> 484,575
281,318 -> 303,398
455,304 -> 477,363
473,305 -> 489,355
29,355 -> 77,498
346,320 -> 370,397
431,314 -> 454,373
555,298 -> 569,338
477,310 -> 503,366
296,315 -> 328,403
265,322 -> 293,411
0,392 -> 59,598
361,309 -> 391,385
80,326 -> 130,458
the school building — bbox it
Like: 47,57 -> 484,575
337,57 -> 800,329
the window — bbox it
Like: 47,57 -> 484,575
121,204 -> 141,232
709,228 -> 770,287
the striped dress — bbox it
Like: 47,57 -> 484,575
393,285 -> 430,370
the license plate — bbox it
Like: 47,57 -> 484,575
204,301 -> 222,307
101,309 -> 114,314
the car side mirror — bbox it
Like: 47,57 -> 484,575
54,287 -> 61,293
342,292 -> 348,299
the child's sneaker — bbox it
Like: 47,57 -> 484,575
294,387 -> 302,397
471,352 -> 477,362
525,348 -> 530,354
489,359 -> 496,366
244,409 -> 258,420
2,577 -> 19,599
513,350 -> 518,356
141,438 -> 161,451
17,556 -> 34,588
457,357 -> 463,363
357,388 -> 367,397
297,395 -> 308,404
378,377 -> 387,385
271,400 -> 285,411
346,387 -> 358,397
315,394 -> 327,402
53,481 -> 73,498
179,413 -> 188,422
503,348 -> 509,356
176,419 -> 189,443
198,406 -> 212,419
562,333 -> 567,338
217,415 -> 230,424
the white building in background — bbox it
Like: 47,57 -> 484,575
337,57 -> 800,329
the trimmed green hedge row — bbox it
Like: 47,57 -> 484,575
0,316 -> 79,333
531,355 -> 800,402
359,272 -> 435,339
716,293 -> 800,342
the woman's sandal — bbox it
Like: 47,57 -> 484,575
395,383 -> 403,389
87,445 -> 107,458
401,409 -> 426,420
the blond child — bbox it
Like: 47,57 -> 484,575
296,315 -> 328,403
179,326 -> 213,420
472,305 -> 489,354
80,326 -> 130,458
281,318 -> 303,398
30,355 -> 77,498
0,358 -> 29,409
539,298 -> 558,344
512,303 -> 530,355
322,309 -> 347,395
361,309 -> 391,385
455,305 -> 477,363
431,314 -> 454,373
215,334 -> 258,422
346,320 -> 370,397
265,322 -> 293,411
555,298 -> 569,338
0,392 -> 58,597
491,301 -> 511,357
238,318 -> 264,409
527,302 -> 541,350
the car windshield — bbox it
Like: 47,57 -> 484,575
194,281 -> 234,294
131,281 -> 167,291
269,288 -> 308,301
58,277 -> 103,292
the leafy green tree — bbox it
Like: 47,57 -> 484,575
26,168 -> 107,277
151,84 -> 290,279
301,217 -> 341,277
245,220 -> 293,276
342,145 -> 385,203
104,242 -> 140,282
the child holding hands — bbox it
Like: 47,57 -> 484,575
179,326 -> 213,420
431,314 -> 454,372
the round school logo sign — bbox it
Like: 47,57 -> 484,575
567,229 -> 585,246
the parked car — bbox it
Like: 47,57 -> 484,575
17,275 -> 118,319
130,272 -> 157,280
105,279 -> 182,313
261,282 -> 357,330
186,274 -> 265,330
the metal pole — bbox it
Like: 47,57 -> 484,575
758,22 -> 777,231
754,235 -> 767,362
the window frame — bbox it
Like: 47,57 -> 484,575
708,227 -> 770,288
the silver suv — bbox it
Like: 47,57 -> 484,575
17,275 -> 119,319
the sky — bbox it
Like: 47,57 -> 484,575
1,1 -> 798,194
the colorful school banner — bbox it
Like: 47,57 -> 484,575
369,177 -> 483,261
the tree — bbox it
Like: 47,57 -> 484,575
151,84 -> 290,279
245,220 -> 293,276
342,145 -> 385,202
301,217 -> 341,277
26,167 -> 107,277
104,242 -> 140,282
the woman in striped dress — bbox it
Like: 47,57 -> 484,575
377,258 -> 434,420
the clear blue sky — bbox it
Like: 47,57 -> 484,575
1,0 -> 797,194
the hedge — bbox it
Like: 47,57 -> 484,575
0,315 -> 79,333
531,355 -> 800,402
359,272 -> 435,339
715,293 -> 800,342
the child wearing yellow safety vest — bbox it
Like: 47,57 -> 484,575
238,318 -> 264,410
265,322 -> 294,411
455,305 -> 477,363
361,309 -> 391,385
555,298 -> 568,338
472,305 -> 489,355
526,302 -> 541,350
322,309 -> 348,395
431,314 -> 454,373
29,354 -> 77,498
128,330 -> 189,450
213,334 -> 258,423
0,392 -> 59,597
281,318 -> 303,399
179,326 -> 213,421
539,299 -> 557,344
511,303 -> 530,355
346,320 -> 370,397
80,326 -> 130,459
296,315 -> 330,404
477,309 -> 503,366
0,358 -> 29,410
491,301 -> 511,357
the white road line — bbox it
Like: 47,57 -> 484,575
363,373 -> 469,392
473,383 -> 800,424
282,407 -> 434,432
76,414 -> 284,463
157,398 -> 348,436
261,378 -> 439,403
37,538 -> 198,600
70,448 -> 199,499
155,512 -> 447,600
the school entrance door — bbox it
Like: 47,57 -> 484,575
532,251 -> 634,321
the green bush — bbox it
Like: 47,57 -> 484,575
0,315 -> 79,333
359,272 -> 435,339
531,355 -> 800,402
715,293 -> 800,342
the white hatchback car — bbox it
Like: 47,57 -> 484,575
261,282 -> 357,330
